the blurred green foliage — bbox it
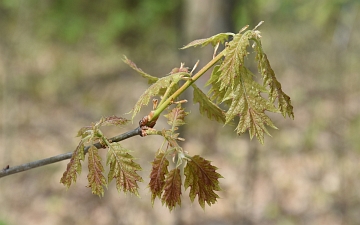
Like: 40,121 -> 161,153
1,0 -> 181,48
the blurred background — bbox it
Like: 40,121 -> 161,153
1,0 -> 360,224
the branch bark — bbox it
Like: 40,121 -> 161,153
1,50 -> 226,179
0,127 -> 142,178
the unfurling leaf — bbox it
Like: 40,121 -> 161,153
181,32 -> 234,49
254,42 -> 294,119
76,126 -> 92,138
131,73 -> 185,120
107,143 -> 143,196
184,155 -> 222,209
218,31 -> 252,90
149,153 -> 169,205
87,145 -> 107,197
98,116 -> 130,126
161,168 -> 182,211
123,55 -> 158,84
192,83 -> 225,123
60,142 -> 85,188
206,65 -> 229,105
164,104 -> 189,129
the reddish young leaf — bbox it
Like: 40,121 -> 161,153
161,168 -> 182,211
60,142 -> 85,188
184,155 -> 222,209
107,143 -> 143,196
87,145 -> 107,197
149,153 -> 169,205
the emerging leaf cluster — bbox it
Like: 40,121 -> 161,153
61,22 -> 294,211
60,116 -> 142,197
195,23 -> 293,144
148,104 -> 222,210
127,22 -> 294,144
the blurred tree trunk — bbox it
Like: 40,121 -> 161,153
176,1 -> 261,224
174,1 -> 235,224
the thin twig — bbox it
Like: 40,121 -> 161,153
0,127 -> 142,178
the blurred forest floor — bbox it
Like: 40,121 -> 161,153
1,1 -> 360,225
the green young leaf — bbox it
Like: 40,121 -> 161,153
205,29 -> 288,143
76,126 -> 93,139
163,104 -> 189,129
149,152 -> 169,205
206,65 -> 232,106
253,41 -> 294,119
98,116 -> 130,126
224,67 -> 278,144
218,31 -> 253,91
131,73 -> 185,120
87,145 -> 107,197
107,142 -> 143,196
161,168 -> 182,211
60,142 -> 85,188
181,32 -> 235,49
184,155 -> 222,209
192,83 -> 225,123
123,55 -> 158,84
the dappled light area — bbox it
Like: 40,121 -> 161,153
1,0 -> 360,224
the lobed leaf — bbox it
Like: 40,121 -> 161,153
254,42 -> 294,119
206,65 -> 231,105
87,145 -> 107,197
131,73 -> 184,120
224,67 -> 278,144
76,126 -> 93,139
60,142 -> 85,188
149,153 -> 169,205
181,32 -> 234,49
218,31 -> 253,91
107,142 -> 143,196
204,29 -> 288,143
123,55 -> 158,84
184,155 -> 222,209
192,83 -> 225,123
163,104 -> 189,129
161,168 -> 182,211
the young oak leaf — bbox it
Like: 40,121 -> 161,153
181,32 -> 235,49
87,145 -> 107,197
163,104 -> 189,129
253,42 -> 294,119
218,31 -> 253,91
76,126 -> 93,139
149,152 -> 169,205
98,116 -> 130,127
107,142 -> 143,196
161,168 -> 182,211
131,73 -> 184,120
123,56 -> 158,84
206,65 -> 231,106
60,141 -> 85,188
184,155 -> 222,209
192,83 -> 226,123
224,67 -> 278,144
